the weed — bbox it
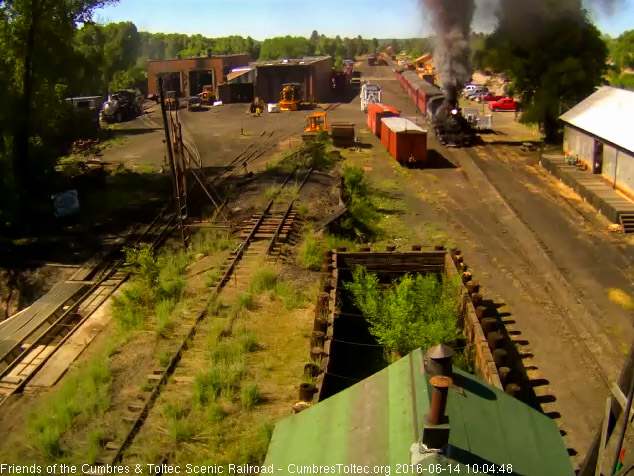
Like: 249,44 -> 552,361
248,269 -> 278,294
205,268 -> 222,287
192,229 -> 236,256
297,204 -> 309,215
238,422 -> 274,464
27,353 -> 112,459
235,292 -> 255,311
241,383 -> 261,410
235,329 -> 258,353
140,380 -> 153,392
137,163 -> 154,174
207,403 -> 227,423
167,416 -> 197,443
264,185 -> 278,201
299,234 -> 323,271
274,281 -> 305,310
207,297 -> 222,315
86,428 -> 104,464
159,350 -> 171,367
155,298 -> 176,338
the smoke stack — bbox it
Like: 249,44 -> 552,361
422,375 -> 452,449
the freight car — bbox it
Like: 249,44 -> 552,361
395,69 -> 475,147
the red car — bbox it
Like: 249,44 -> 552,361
488,97 -> 518,111
477,93 -> 503,103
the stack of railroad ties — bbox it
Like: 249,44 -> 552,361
366,103 -> 427,166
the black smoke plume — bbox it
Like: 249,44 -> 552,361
421,0 -> 475,103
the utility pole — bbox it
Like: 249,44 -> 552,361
158,77 -> 187,249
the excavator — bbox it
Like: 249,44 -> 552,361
279,83 -> 302,111
302,112 -> 327,142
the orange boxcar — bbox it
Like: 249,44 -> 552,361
367,103 -> 400,137
380,117 -> 427,165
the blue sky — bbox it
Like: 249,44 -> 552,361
95,0 -> 634,39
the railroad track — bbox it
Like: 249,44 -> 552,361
0,210 -> 176,406
93,164 -> 314,468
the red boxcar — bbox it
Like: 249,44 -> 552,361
367,103 -> 400,137
380,117 -> 427,165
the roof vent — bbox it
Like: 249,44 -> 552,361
422,375 -> 452,450
424,344 -> 454,377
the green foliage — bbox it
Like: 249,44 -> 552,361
341,166 -> 380,239
112,245 -> 189,332
162,402 -> 196,443
344,267 -> 461,359
478,8 -> 607,141
238,422 -> 275,464
205,268 -> 222,287
609,72 -> 634,91
27,352 -> 112,459
235,292 -> 255,311
236,329 -> 258,353
607,30 -> 634,70
259,36 -> 315,60
240,383 -> 261,410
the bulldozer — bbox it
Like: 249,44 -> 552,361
302,111 -> 327,142
200,85 -> 214,104
279,83 -> 302,111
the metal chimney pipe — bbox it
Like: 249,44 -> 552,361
427,375 -> 452,425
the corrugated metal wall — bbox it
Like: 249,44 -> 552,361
563,126 -> 595,166
611,146 -> 634,196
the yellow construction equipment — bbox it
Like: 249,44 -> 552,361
302,112 -> 327,142
200,85 -> 214,104
279,83 -> 302,111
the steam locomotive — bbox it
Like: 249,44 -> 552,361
395,69 -> 475,147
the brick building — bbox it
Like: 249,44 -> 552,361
147,53 -> 251,97
253,56 -> 333,103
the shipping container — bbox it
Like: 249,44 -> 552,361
380,117 -> 427,165
366,103 -> 400,137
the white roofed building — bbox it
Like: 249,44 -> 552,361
560,86 -> 634,197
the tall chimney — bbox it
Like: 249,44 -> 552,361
421,345 -> 454,451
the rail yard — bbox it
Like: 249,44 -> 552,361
1,26 -> 634,476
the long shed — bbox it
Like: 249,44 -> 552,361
560,86 -> 634,198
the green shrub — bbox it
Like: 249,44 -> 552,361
344,267 -> 461,359
241,383 -> 261,410
343,165 -> 370,199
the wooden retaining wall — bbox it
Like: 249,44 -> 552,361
298,246 -> 506,408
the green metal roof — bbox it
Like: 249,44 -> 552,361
265,349 -> 574,476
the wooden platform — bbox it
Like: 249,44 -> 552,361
541,154 -> 634,223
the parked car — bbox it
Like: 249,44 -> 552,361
463,84 -> 481,96
187,96 -> 202,111
488,97 -> 518,111
100,89 -> 143,123
476,93 -> 504,103
466,88 -> 489,101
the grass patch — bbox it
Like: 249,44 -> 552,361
299,232 -> 358,271
274,281 -> 305,310
27,351 -> 113,459
205,268 -> 222,287
240,383 -> 261,410
159,350 -> 171,367
235,292 -> 255,311
192,229 -> 236,256
86,428 -> 104,464
236,329 -> 258,352
248,269 -> 278,294
297,204 -> 309,215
